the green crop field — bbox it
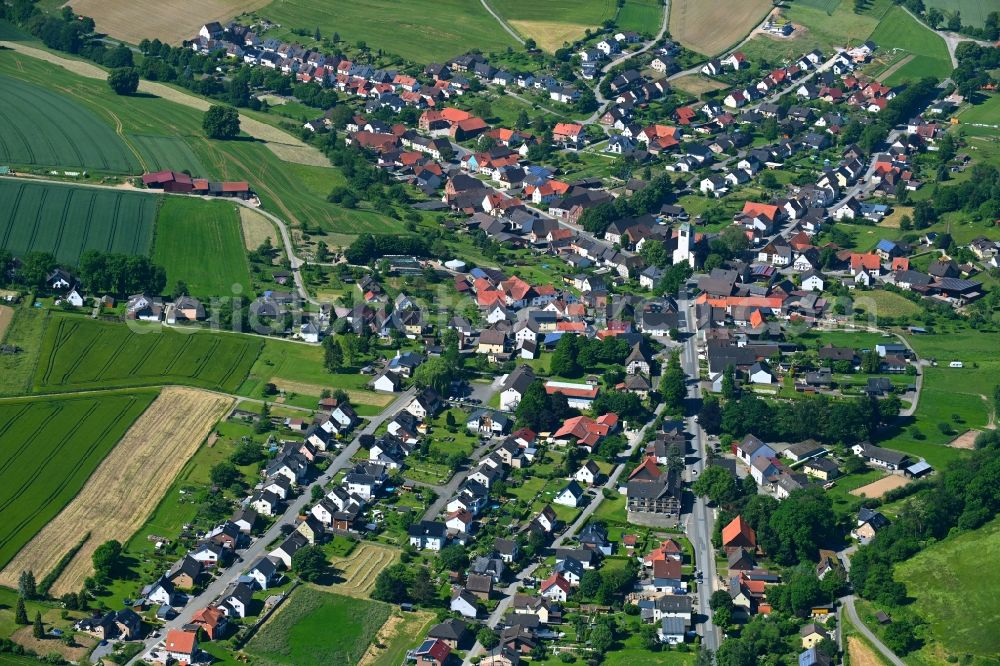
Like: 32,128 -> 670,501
256,0 -> 517,63
869,6 -> 953,84
493,0 -> 617,25
34,315 -> 262,393
924,0 -> 994,28
896,516 -> 1000,659
246,587 -> 390,666
152,197 -> 252,298
0,74 -> 141,173
0,50 -> 413,241
127,134 -> 207,174
0,390 -> 157,568
616,0 -> 664,34
0,179 -> 159,265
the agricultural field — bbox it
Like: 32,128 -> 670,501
494,0 -> 617,51
0,388 -> 232,595
668,0 -> 773,56
868,5 -> 953,84
34,314 -> 262,393
239,206 -> 279,251
67,0 -> 270,45
0,74 -> 141,173
0,390 -> 157,571
924,0 -> 994,28
246,587 -> 391,666
255,0 -> 518,63
0,48 -> 411,240
896,516 -> 1000,661
152,196 -> 252,298
126,134 -> 207,174
616,0 -> 664,34
0,179 -> 158,265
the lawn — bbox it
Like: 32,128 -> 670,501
246,586 -> 390,665
255,0 -> 518,63
0,73 -> 141,173
852,290 -> 922,318
152,196 -> 252,298
896,516 -> 1000,659
0,179 -> 159,265
868,5 -> 953,85
616,0 -> 664,34
0,390 -> 157,569
34,314 -> 262,393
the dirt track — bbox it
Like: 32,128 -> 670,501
0,388 -> 232,595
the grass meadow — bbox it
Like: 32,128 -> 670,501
152,196 -> 252,298
0,74 -> 141,173
924,0 -> 994,28
0,390 -> 157,569
0,179 -> 158,264
868,5 -> 953,85
34,314 -> 262,393
739,0 -> 890,63
896,516 -> 1000,660
246,587 -> 390,666
256,0 -> 518,63
616,0 -> 664,34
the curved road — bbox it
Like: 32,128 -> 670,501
586,0 -> 671,125
837,548 -> 907,666
128,386 -> 418,665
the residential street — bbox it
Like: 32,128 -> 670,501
837,547 -> 906,666
678,289 -> 721,653
128,387 -> 418,664
462,391 -> 666,664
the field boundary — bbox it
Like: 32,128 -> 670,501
0,387 -> 234,594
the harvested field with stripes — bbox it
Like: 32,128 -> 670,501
0,387 -> 233,594
0,179 -> 158,264
669,0 -> 773,55
329,542 -> 399,598
0,390 -> 157,570
34,315 -> 262,393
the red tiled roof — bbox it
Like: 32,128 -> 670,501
722,516 -> 757,548
165,629 -> 196,655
